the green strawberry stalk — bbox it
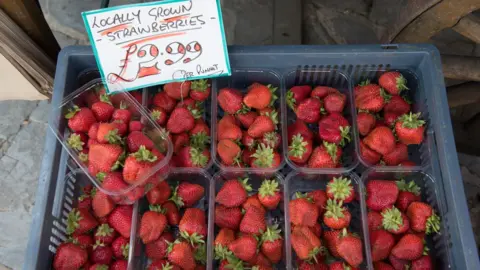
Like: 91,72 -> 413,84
426,211 -> 441,234
289,134 -> 308,158
382,207 -> 404,231
398,112 -> 426,129
214,244 -> 233,260
65,105 -> 80,119
238,177 -> 253,192
251,143 -> 274,168
261,224 -> 282,245
323,141 -> 338,162
105,129 -> 122,144
194,244 -> 207,265
258,179 -> 280,199
150,109 -> 163,122
67,133 -> 85,151
191,79 -> 210,91
224,256 -> 245,270
339,126 -> 351,147
327,176 -> 353,202
396,179 -> 421,195
79,152 -> 88,163
295,192 -> 313,202
395,75 -> 409,91
380,88 -> 392,102
188,106 -> 204,119
359,79 -> 370,86
286,90 -> 296,111
99,94 -> 112,105
190,132 -> 210,150
324,199 -> 345,221
263,132 -> 279,148
189,147 -> 209,167
264,110 -> 279,128
133,146 -> 158,162
236,103 -> 251,115
267,84 -> 278,107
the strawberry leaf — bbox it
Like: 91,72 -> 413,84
67,133 -> 84,151
191,79 -> 209,91
381,206 -> 403,231
288,134 -> 308,158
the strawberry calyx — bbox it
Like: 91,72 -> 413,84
323,141 -> 338,162
160,262 -> 174,270
65,105 -> 80,119
111,151 -> 126,171
194,243 -> 207,264
100,94 -> 112,105
339,126 -> 351,147
261,224 -> 282,243
96,223 -> 114,237
399,112 -> 426,129
149,204 -> 166,214
359,79 -> 370,86
121,243 -> 130,259
236,103 -> 251,115
238,177 -> 253,192
262,132 -> 279,148
258,179 -> 280,198
214,244 -> 233,260
190,131 -> 210,150
396,74 -> 409,92
180,230 -> 205,246
79,152 -> 88,163
119,101 -> 128,110
423,244 -> 430,256
426,211 -> 441,234
295,192 -> 314,203
93,239 -> 106,249
381,206 -> 403,231
105,129 -> 122,144
93,265 -> 108,270
189,147 -> 208,167
191,79 -> 210,91
66,208 -> 82,235
78,194 -> 90,201
232,152 -> 243,167
150,109 -> 163,120
327,177 -> 353,201
396,179 -> 421,195
286,90 -> 296,111
132,146 -> 158,162
324,199 -> 345,220
251,143 -> 274,168
267,84 -> 279,107
380,88 -> 392,102
166,239 -> 182,254
265,110 -> 279,127
96,172 -> 107,182
225,256 -> 245,270
169,185 -> 185,208
67,133 -> 85,151
188,106 -> 204,120
289,134 -> 308,158
306,246 -> 321,263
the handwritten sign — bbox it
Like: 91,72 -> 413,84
82,0 -> 230,93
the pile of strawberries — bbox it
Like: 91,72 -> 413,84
366,179 -> 439,269
213,177 -> 284,269
355,71 -> 425,166
216,83 -> 282,169
149,80 -> 212,168
53,185 -> 133,270
288,176 -> 364,269
286,85 -> 351,168
141,180 -> 208,270
65,85 -> 169,204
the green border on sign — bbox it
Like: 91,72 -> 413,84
81,0 -> 231,93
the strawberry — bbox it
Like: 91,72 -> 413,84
406,202 -> 441,234
162,201 -> 180,225
88,143 -> 123,175
66,208 -> 98,235
366,180 -> 399,211
370,229 -> 395,262
111,260 -> 128,270
248,115 -> 275,138
139,205 -> 167,244
326,176 -> 354,203
261,132 -> 281,150
307,190 -> 328,214
308,142 -> 342,168
113,120 -> 128,136
383,112 -> 399,127
323,230 -> 341,257
153,91 -> 176,113
239,205 -> 266,235
382,143 -> 408,166
242,131 -> 257,150
66,106 -> 97,133
179,208 -> 207,245
167,240 -> 196,270
94,223 -> 117,245
355,84 -> 390,112
258,179 -> 282,209
217,139 -> 241,166
328,261 -> 358,270
123,146 -> 161,184
368,211 -> 383,231
373,262 -> 395,270
91,241 -> 113,265
249,253 -> 272,268
311,86 -> 339,99
411,255 -> 432,270
235,111 -> 257,129
95,123 -> 121,144
395,112 -> 425,145
287,85 -> 312,110
215,228 -> 236,253
88,122 -> 100,139
216,178 -> 252,207
289,193 -> 319,227
172,133 -> 189,154
296,98 -> 322,123
395,180 -> 421,212
287,120 -> 314,143
359,140 -> 381,165
170,181 -> 205,208
218,88 -> 244,114
177,146 -> 210,167
129,120 -> 143,132
389,254 -> 410,270
108,205 -> 133,238
336,229 -> 363,267
383,95 -> 410,115
323,199 -> 351,229
190,79 -> 211,101
356,111 -> 376,136
167,107 -> 195,134
78,194 -> 92,209
250,144 -> 281,169
112,103 -> 132,123
151,107 -> 167,126
318,113 -> 351,146
243,195 -> 266,213
70,234 -> 93,254
261,224 -> 283,263
91,96 -> 114,122
148,260 -> 181,270
391,234 -> 424,260
382,206 -> 410,234
190,119 -> 210,136
399,160 -> 416,167
243,83 -> 272,110
164,81 -> 191,100
217,117 -> 242,141
147,180 -> 171,205
379,71 -> 408,95
291,225 -> 322,261
111,236 -> 129,259
364,126 -> 395,156
288,134 -> 313,164
228,234 -> 258,261
310,223 -> 323,238
297,261 -> 328,270
242,148 -> 255,166
53,242 -> 88,270
324,93 -> 346,113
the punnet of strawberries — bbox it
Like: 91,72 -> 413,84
63,83 -> 171,204
365,178 -> 440,270
213,176 -> 285,269
355,71 -> 426,166
216,83 -> 282,169
147,80 -> 212,168
288,176 -> 366,269
53,184 -> 132,270
286,84 -> 352,169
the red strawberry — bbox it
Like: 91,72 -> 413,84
172,133 -> 189,154
66,208 -> 98,235
289,193 -> 319,227
215,204 -> 242,232
242,131 -> 256,150
108,205 -> 133,238
355,83 -> 390,112
164,81 -> 191,100
296,98 -> 322,123
216,178 -> 252,207
379,72 -> 409,95
190,119 -> 210,136
217,139 -> 241,166
177,146 -> 210,168
242,148 -> 255,166
123,146 -> 161,185
249,253 -> 272,268
91,241 -> 113,265
240,205 -> 266,235
287,85 -> 312,110
328,261 -> 358,270
112,103 -> 132,123
88,122 -> 99,139
383,143 -> 408,166
336,229 -> 363,267
366,180 -> 399,211
395,180 -> 421,212
370,229 -> 395,262
148,260 -> 180,270
150,107 -> 167,126
323,230 -> 341,257
311,86 -> 339,99
218,88 -> 243,114
250,144 -> 281,169
66,106 -> 97,133
139,205 -> 167,244
215,227 -> 236,249
356,111 -> 376,136
383,95 -> 410,115
364,126 -> 396,155
111,260 -> 128,270
78,194 -> 92,209
399,160 -> 416,167
167,107 -> 195,134
91,95 -> 115,122
287,120 -> 314,143
129,120 -> 143,132
359,140 -> 381,165
258,224 -> 282,263
235,111 -> 257,129
228,235 -> 258,261
217,117 -> 242,141
168,181 -> 204,208
308,142 -> 342,168
323,199 -> 351,229
261,132 -> 281,150
318,113 -> 351,146
395,112 -> 425,145
411,255 -> 432,270
298,261 -> 328,270
391,234 -> 424,260
243,195 -> 266,213
111,236 -> 130,259
291,225 -> 322,261
190,79 -> 211,101
309,222 -> 323,238
324,93 -> 346,113
153,91 -> 176,113
70,234 -> 93,254
384,111 -> 399,127
146,180 -> 171,205
162,201 -> 180,225
243,83 -> 272,110
368,211 -> 383,231
288,134 -> 313,164
53,242 -> 88,270
179,208 -> 207,245
94,223 -> 117,245
88,143 -> 123,175
307,190 -> 328,214
389,254 -> 410,270
96,123 -> 121,144
406,202 -> 440,234
113,120 -> 128,136
248,115 -> 275,138
167,241 -> 196,270
326,176 -> 354,203
373,262 -> 395,270
258,179 -> 282,209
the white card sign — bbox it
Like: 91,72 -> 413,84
82,0 -> 231,93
